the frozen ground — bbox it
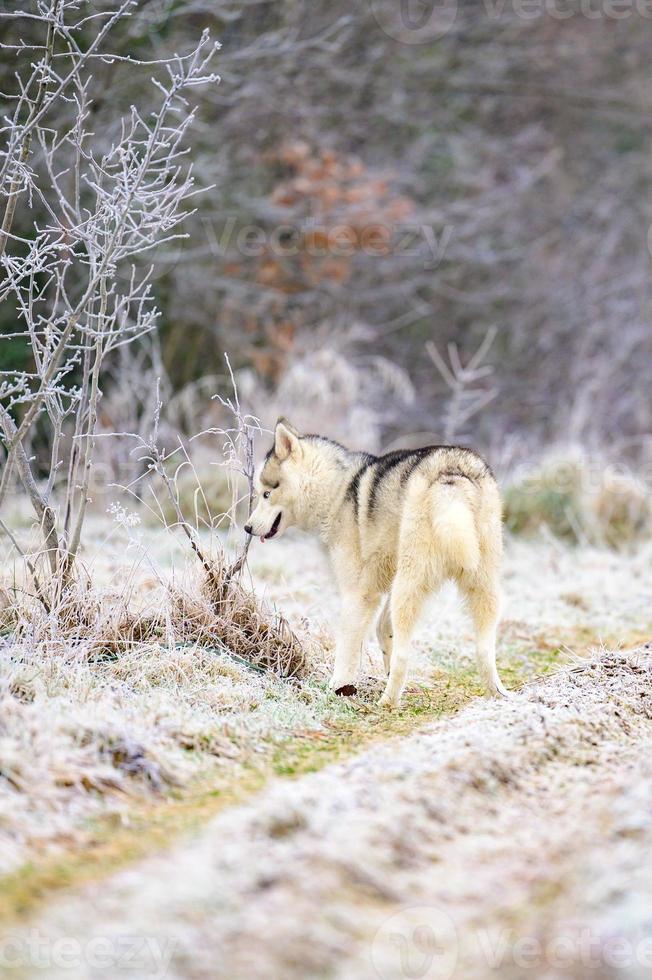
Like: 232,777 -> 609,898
0,525 -> 651,977
11,650 -> 652,980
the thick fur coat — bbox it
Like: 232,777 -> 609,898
246,419 -> 507,707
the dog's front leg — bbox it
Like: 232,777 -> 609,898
329,594 -> 377,696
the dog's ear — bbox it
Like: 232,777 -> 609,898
274,418 -> 300,461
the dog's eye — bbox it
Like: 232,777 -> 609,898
263,490 -> 271,499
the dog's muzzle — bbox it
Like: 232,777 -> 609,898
245,512 -> 282,542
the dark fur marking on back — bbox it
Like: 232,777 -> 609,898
438,469 -> 477,484
345,454 -> 377,519
400,454 -> 429,485
366,446 -> 490,516
421,445 -> 493,479
368,449 -> 430,515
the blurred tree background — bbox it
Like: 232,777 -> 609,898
1,0 -> 651,457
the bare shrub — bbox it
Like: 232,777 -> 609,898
426,328 -> 498,444
108,370 -> 309,679
92,334 -> 172,494
0,5 -> 312,694
0,3 -> 219,597
150,450 -> 244,532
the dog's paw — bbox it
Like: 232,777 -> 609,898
334,683 -> 357,697
378,692 -> 398,709
329,672 -> 357,695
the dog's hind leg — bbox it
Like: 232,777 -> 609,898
376,598 -> 393,675
330,593 -> 378,695
379,475 -> 435,708
379,574 -> 428,708
463,581 -> 508,698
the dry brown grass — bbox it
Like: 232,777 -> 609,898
171,561 -> 306,678
8,556 -> 306,680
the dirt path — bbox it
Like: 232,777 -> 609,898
8,648 -> 652,979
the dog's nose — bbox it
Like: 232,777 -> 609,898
244,524 -> 253,535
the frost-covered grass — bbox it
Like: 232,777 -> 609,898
15,649 -> 652,980
0,520 -> 650,921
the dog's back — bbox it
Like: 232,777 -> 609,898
339,444 -> 501,590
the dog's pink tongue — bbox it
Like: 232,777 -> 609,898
260,535 -> 265,543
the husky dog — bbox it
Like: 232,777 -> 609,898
245,419 -> 508,707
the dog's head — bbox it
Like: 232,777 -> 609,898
245,418 -> 303,542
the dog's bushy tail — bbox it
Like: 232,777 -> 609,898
430,479 -> 480,572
